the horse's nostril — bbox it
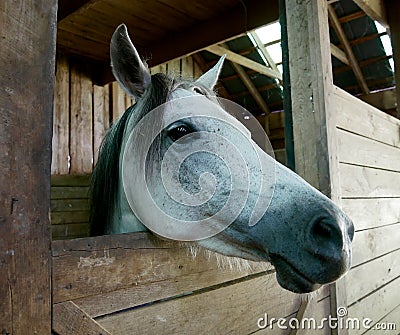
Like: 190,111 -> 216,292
309,217 -> 342,251
312,220 -> 333,239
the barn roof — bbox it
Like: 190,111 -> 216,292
57,0 -> 396,116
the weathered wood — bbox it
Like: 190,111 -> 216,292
365,303 -> 400,335
51,174 -> 91,186
97,274 -> 301,335
53,301 -> 111,335
70,63 -> 93,174
206,44 -> 282,80
340,164 -> 400,198
337,129 -> 400,172
330,43 -> 349,65
51,199 -> 90,212
112,81 -> 126,121
286,2 -> 347,333
359,87 -> 397,111
334,86 -> 400,148
353,0 -> 388,27
51,186 -> 90,199
352,222 -> 400,266
0,1 -> 56,333
342,198 -> 400,231
52,233 -> 270,305
52,223 -> 90,240
345,248 -> 400,305
93,84 -> 110,164
167,58 -> 181,77
347,277 -> 400,335
181,56 -> 194,79
52,54 -> 70,174
51,211 -> 90,225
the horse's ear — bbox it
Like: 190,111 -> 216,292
195,55 -> 226,90
110,24 -> 151,98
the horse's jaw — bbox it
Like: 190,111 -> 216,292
199,158 -> 354,294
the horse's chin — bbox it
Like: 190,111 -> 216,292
269,254 -> 322,293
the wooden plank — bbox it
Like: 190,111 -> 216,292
328,4 -> 369,94
97,274 -> 301,335
51,174 -> 91,186
330,43 -> 349,65
70,62 -> 93,174
359,87 -> 397,111
93,84 -> 110,164
340,164 -> 400,198
51,199 -> 90,212
352,0 -> 388,27
337,129 -> 400,172
344,248 -> 400,305
334,86 -> 400,148
181,56 -> 194,79
112,81 -> 126,121
342,198 -> 400,231
51,186 -> 90,199
52,54 -> 70,174
51,211 -> 90,225
52,233 -> 270,304
52,223 -> 90,240
53,301 -> 111,335
167,58 -> 181,77
352,223 -> 400,267
364,303 -> 400,335
228,58 -> 271,116
0,1 -> 56,333
347,277 -> 400,335
206,44 -> 282,80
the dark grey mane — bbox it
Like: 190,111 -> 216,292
90,73 -> 174,236
89,73 -> 214,236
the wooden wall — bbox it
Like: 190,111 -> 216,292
52,232 -> 330,335
51,54 -> 203,175
333,86 -> 400,334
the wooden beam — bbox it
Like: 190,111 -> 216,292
385,0 -> 400,118
230,61 -> 271,115
248,32 -> 281,76
285,1 -> 347,332
99,0 -> 279,84
328,4 -> 370,94
0,0 -> 56,333
206,45 -> 282,80
359,87 -> 397,111
330,43 -> 350,65
353,0 -> 388,27
53,301 -> 112,335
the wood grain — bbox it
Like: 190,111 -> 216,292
70,63 -> 93,174
53,301 -> 111,335
352,223 -> 400,267
93,84 -> 110,164
52,54 -> 70,174
0,1 -> 57,333
345,248 -> 400,305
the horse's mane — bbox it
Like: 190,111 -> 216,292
90,73 -> 174,236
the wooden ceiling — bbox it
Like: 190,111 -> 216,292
57,0 -> 279,82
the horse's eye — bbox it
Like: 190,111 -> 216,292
168,125 -> 193,142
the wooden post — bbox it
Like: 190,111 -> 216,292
285,0 -> 345,334
385,0 -> 400,119
0,1 -> 57,334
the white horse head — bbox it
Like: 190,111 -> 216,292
90,24 -> 354,293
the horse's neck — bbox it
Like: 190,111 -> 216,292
109,111 -> 149,235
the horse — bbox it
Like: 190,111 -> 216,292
90,24 -> 354,293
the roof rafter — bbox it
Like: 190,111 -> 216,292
352,0 -> 388,27
328,4 -> 370,94
219,43 -> 271,117
206,44 -> 282,80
